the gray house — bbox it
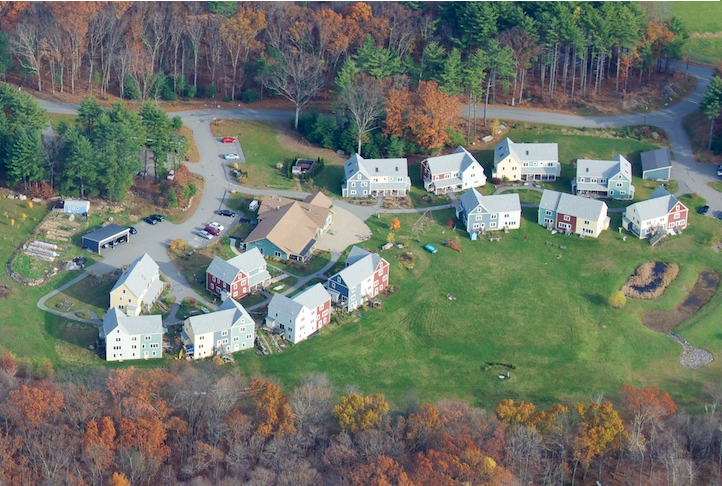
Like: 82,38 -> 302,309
456,188 -> 521,234
572,154 -> 635,200
100,307 -> 163,362
641,148 -> 672,181
341,154 -> 411,198
182,297 -> 255,359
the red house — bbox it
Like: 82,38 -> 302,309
205,247 -> 271,300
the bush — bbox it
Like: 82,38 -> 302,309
207,84 -> 217,99
609,291 -> 627,309
164,296 -> 177,305
169,238 -> 186,252
240,89 -> 261,103
124,76 -> 139,100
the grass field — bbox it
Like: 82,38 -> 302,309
671,2 -> 722,66
235,199 -> 722,410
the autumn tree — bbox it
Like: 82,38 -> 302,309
571,401 -> 627,483
609,291 -> 627,309
248,378 -> 296,438
351,454 -> 415,486
337,73 -> 387,156
333,393 -> 389,434
495,399 -> 537,429
391,217 -> 401,231
220,7 -> 266,101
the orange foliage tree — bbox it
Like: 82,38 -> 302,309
248,378 -> 297,438
8,384 -> 64,428
384,81 -> 461,152
571,402 -> 627,479
621,384 -> 677,438
351,454 -> 416,486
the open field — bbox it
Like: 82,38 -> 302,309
236,199 -> 722,410
670,2 -> 722,67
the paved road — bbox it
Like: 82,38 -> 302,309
33,62 -> 717,321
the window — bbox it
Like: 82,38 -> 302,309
145,335 -> 151,340
350,182 -> 356,188
546,210 -> 552,216
233,336 -> 239,342
584,220 -> 590,225
115,338 -> 121,342
350,190 -> 356,195
490,222 -> 497,228
131,345 -> 137,349
131,337 -> 137,341
620,191 -> 626,195
674,213 -> 680,219
150,343 -> 159,348
113,346 -> 121,350
357,174 -> 362,179
491,214 -> 497,219
616,182 -> 623,188
246,334 -> 252,339
563,215 -> 570,221
152,351 -> 156,356
222,338 -> 228,344
274,251 -> 282,258
123,289 -> 126,294
221,330 -> 228,336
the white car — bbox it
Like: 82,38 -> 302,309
198,230 -> 214,240
717,165 -> 722,177
208,222 -> 224,231
224,153 -> 240,160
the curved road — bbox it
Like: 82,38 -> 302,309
34,63 -> 717,322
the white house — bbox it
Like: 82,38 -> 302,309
265,283 -> 332,344
622,186 -> 688,240
182,298 -> 255,359
101,307 -> 163,362
420,146 -> 486,194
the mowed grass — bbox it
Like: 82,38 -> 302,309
671,2 -> 722,34
236,201 -> 722,410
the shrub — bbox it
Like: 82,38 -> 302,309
207,84 -> 217,99
169,239 -> 186,252
609,291 -> 627,309
240,89 -> 261,103
124,76 -> 139,100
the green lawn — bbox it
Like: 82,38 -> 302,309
236,200 -> 722,410
267,251 -> 332,277
287,277 -> 327,297
45,273 -> 115,318
671,2 -> 722,34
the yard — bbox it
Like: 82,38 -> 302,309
235,201 -> 722,410
671,1 -> 722,67
45,271 -> 119,319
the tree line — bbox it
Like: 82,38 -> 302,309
0,351 -> 718,486
0,2 -> 689,158
0,83 -> 190,202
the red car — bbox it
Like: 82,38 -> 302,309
204,225 -> 221,236
220,137 -> 236,143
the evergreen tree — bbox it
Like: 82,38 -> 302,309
6,125 -> 43,192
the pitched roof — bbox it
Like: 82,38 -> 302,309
332,246 -> 384,288
247,193 -> 331,256
103,307 -> 162,337
423,146 -> 481,175
267,293 -> 304,320
460,188 -> 520,214
111,253 -> 159,297
495,138 -> 558,163
540,190 -> 608,221
294,283 -> 331,309
626,186 -> 685,221
576,154 -> 632,180
207,247 -> 266,282
344,153 -> 409,180
641,148 -> 672,172
346,246 -> 371,266
188,298 -> 252,335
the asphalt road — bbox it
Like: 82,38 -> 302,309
32,62 -> 718,314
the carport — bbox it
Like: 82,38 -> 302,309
81,224 -> 130,254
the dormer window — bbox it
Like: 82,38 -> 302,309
375,167 -> 379,173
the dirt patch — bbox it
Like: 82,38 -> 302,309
642,270 -> 720,333
0,285 -> 10,299
623,262 -> 679,299
381,197 -> 414,209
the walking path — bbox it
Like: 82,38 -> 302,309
31,62 -> 717,325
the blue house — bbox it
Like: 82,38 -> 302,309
341,154 -> 411,198
456,189 -> 521,235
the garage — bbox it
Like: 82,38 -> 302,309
81,224 -> 131,254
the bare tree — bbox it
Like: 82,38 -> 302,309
11,18 -> 44,91
337,74 -> 387,155
260,49 -> 324,130
185,13 -> 204,89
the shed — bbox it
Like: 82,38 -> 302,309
63,199 -> 90,214
81,224 -> 130,254
641,148 -> 672,181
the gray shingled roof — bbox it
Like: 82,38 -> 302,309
424,146 -> 480,175
102,307 -> 162,337
460,189 -> 520,214
207,248 -> 266,282
346,246 -> 371,266
539,189 -> 563,212
333,247 -> 383,288
626,186 -> 683,221
543,190 -> 608,221
495,138 -> 558,163
294,283 -> 331,310
641,148 -> 672,172
188,298 -> 252,335
344,153 -> 409,180
576,155 -> 632,181
267,293 -> 304,320
111,253 -> 159,297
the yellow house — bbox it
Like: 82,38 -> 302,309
109,253 -> 164,316
493,138 -> 560,182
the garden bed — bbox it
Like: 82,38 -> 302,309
622,262 -> 679,299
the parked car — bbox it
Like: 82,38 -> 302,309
717,165 -> 722,177
145,217 -> 159,225
150,214 -> 165,222
423,243 -> 439,254
699,205 -> 710,215
198,230 -> 214,240
217,209 -> 237,217
220,137 -> 236,143
208,222 -> 224,231
128,226 -> 137,235
204,225 -> 221,236
224,153 -> 240,160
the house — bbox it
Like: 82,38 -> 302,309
622,186 -> 688,239
538,190 -> 610,238
81,224 -> 131,254
572,154 -> 635,200
182,298 -> 255,359
265,283 -> 332,344
421,146 -> 486,194
324,246 -> 389,312
109,253 -> 164,316
100,308 -> 163,362
456,188 -> 521,234
206,247 -> 271,300
244,192 -> 333,262
641,148 -> 672,181
492,138 -> 560,182
341,154 -> 411,198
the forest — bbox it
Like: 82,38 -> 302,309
0,2 -> 691,171
0,352 -> 720,486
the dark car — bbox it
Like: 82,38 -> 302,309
217,209 -> 237,217
145,217 -> 159,225
150,214 -> 165,222
699,205 -> 710,215
128,226 -> 137,235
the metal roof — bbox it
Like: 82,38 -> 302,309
294,283 -> 331,310
82,224 -> 130,243
495,138 -> 558,163
576,154 -> 632,181
102,307 -> 162,337
331,246 -> 384,288
540,190 -> 608,221
207,248 -> 266,282
344,153 -> 409,180
187,297 -> 252,335
423,146 -> 482,175
625,186 -> 684,221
